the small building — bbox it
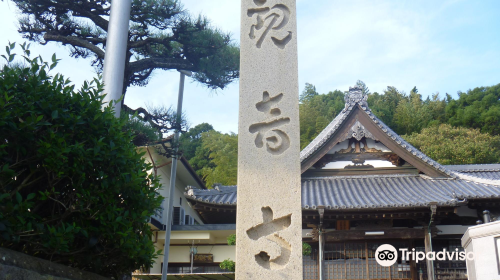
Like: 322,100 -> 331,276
135,86 -> 500,280
133,146 -> 236,280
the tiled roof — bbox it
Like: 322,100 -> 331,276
301,175 -> 500,210
462,171 -> 500,180
186,87 -> 500,210
185,185 -> 237,205
446,164 -> 500,180
299,86 -> 454,178
185,173 -> 500,211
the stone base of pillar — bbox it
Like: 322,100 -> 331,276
462,220 -> 500,280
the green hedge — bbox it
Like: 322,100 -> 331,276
0,43 -> 162,278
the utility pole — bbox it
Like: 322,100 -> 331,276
102,0 -> 132,117
102,4 -> 133,279
190,240 -> 197,273
161,70 -> 192,280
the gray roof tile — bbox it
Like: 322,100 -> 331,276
185,174 -> 500,210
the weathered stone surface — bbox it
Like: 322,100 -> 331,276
0,247 -> 111,280
462,221 -> 500,280
236,0 -> 302,279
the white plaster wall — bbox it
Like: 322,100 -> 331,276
141,147 -> 203,225
323,160 -> 395,169
150,242 -> 164,274
149,245 -> 236,265
149,244 -> 236,272
167,245 -> 235,263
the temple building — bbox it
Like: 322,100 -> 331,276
135,86 -> 500,280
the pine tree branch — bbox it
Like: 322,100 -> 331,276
49,0 -> 110,31
128,57 -> 194,74
43,34 -> 105,59
128,37 -> 175,49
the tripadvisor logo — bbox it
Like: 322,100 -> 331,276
375,244 -> 398,266
375,244 -> 474,267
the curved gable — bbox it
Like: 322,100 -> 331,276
300,86 -> 451,178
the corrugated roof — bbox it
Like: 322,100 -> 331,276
185,173 -> 500,211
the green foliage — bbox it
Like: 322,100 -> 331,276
298,81 -> 500,165
199,131 -> 238,187
226,234 -> 236,246
356,80 -> 370,95
299,83 -> 319,103
180,123 -> 215,177
393,88 -> 451,135
121,113 -> 161,146
12,0 -> 239,93
403,124 -> 500,165
178,124 -> 237,186
394,90 -> 432,135
219,259 -> 236,272
0,43 -> 162,278
369,83 -> 500,136
367,86 -> 406,132
299,85 -> 345,148
180,81 -> 500,181
425,92 -> 447,126
446,84 -> 500,135
302,242 -> 312,256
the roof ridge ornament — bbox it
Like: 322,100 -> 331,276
344,85 -> 368,108
344,119 -> 377,142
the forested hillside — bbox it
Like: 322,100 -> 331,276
300,81 -> 500,148
180,81 -> 500,187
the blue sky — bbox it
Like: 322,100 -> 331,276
1,0 -> 499,134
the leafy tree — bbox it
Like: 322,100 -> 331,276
445,84 -> 500,135
425,92 -> 447,126
122,113 -> 162,146
178,123 -> 215,180
299,83 -> 319,103
299,84 -> 345,148
367,86 -> 406,132
11,0 -> 240,98
179,123 -> 214,161
0,43 -> 162,278
403,124 -> 500,165
199,131 -> 238,187
394,89 -> 432,135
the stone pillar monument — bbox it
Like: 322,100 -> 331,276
461,220 -> 500,280
236,0 -> 302,279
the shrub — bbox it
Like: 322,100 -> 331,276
404,124 -> 500,165
226,234 -> 236,245
219,259 -> 235,272
302,242 -> 312,256
0,43 -> 162,278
